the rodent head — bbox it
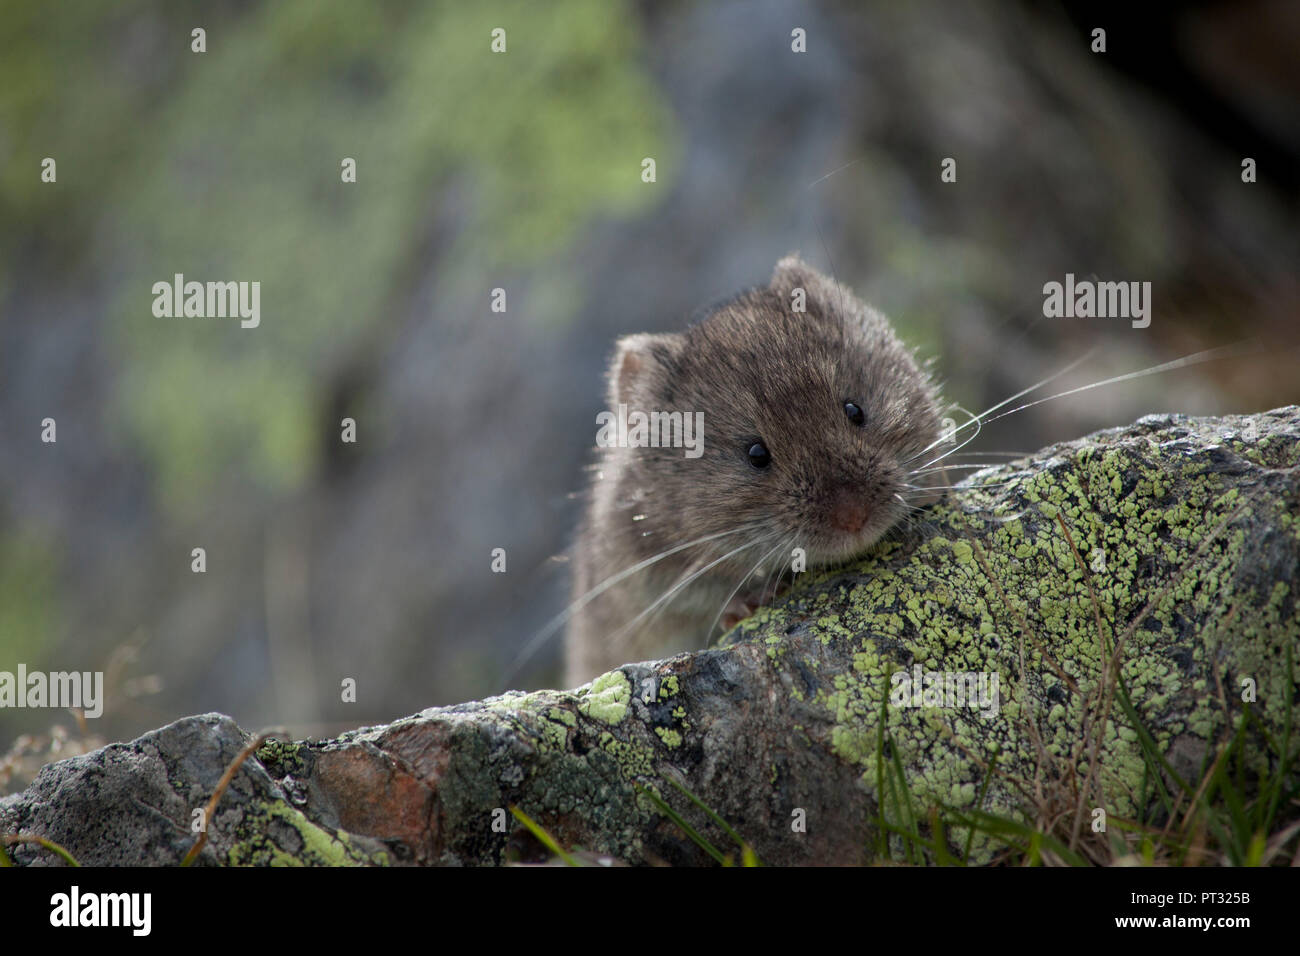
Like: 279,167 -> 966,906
604,254 -> 945,571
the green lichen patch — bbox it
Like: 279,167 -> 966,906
658,675 -> 681,700
596,731 -> 655,778
654,727 -> 683,748
579,670 -> 632,724
226,801 -> 387,867
255,738 -> 306,777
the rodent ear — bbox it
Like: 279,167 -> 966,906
609,332 -> 685,407
770,252 -> 817,291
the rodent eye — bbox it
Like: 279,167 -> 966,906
747,441 -> 771,469
844,401 -> 865,426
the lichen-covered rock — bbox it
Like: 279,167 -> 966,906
0,714 -> 390,866
4,407 -> 1297,866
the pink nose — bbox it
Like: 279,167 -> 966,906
829,487 -> 868,533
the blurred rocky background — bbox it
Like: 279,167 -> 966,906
1,0 -> 1296,791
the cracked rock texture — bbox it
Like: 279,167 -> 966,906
4,407 -> 1298,865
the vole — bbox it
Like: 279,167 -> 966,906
565,255 -> 947,686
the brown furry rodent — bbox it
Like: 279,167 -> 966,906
565,255 -> 946,686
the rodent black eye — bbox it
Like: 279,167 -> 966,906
844,401 -> 865,426
747,442 -> 771,469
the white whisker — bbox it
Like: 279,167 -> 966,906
707,537 -> 788,639
977,343 -> 1254,430
608,538 -> 764,644
905,352 -> 1096,465
911,404 -> 982,473
501,524 -> 755,685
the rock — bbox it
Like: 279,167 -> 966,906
4,407 -> 1297,866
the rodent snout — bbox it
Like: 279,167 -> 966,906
828,485 -> 870,534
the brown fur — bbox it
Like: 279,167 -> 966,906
566,255 -> 944,685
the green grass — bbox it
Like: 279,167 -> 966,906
635,777 -> 762,867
